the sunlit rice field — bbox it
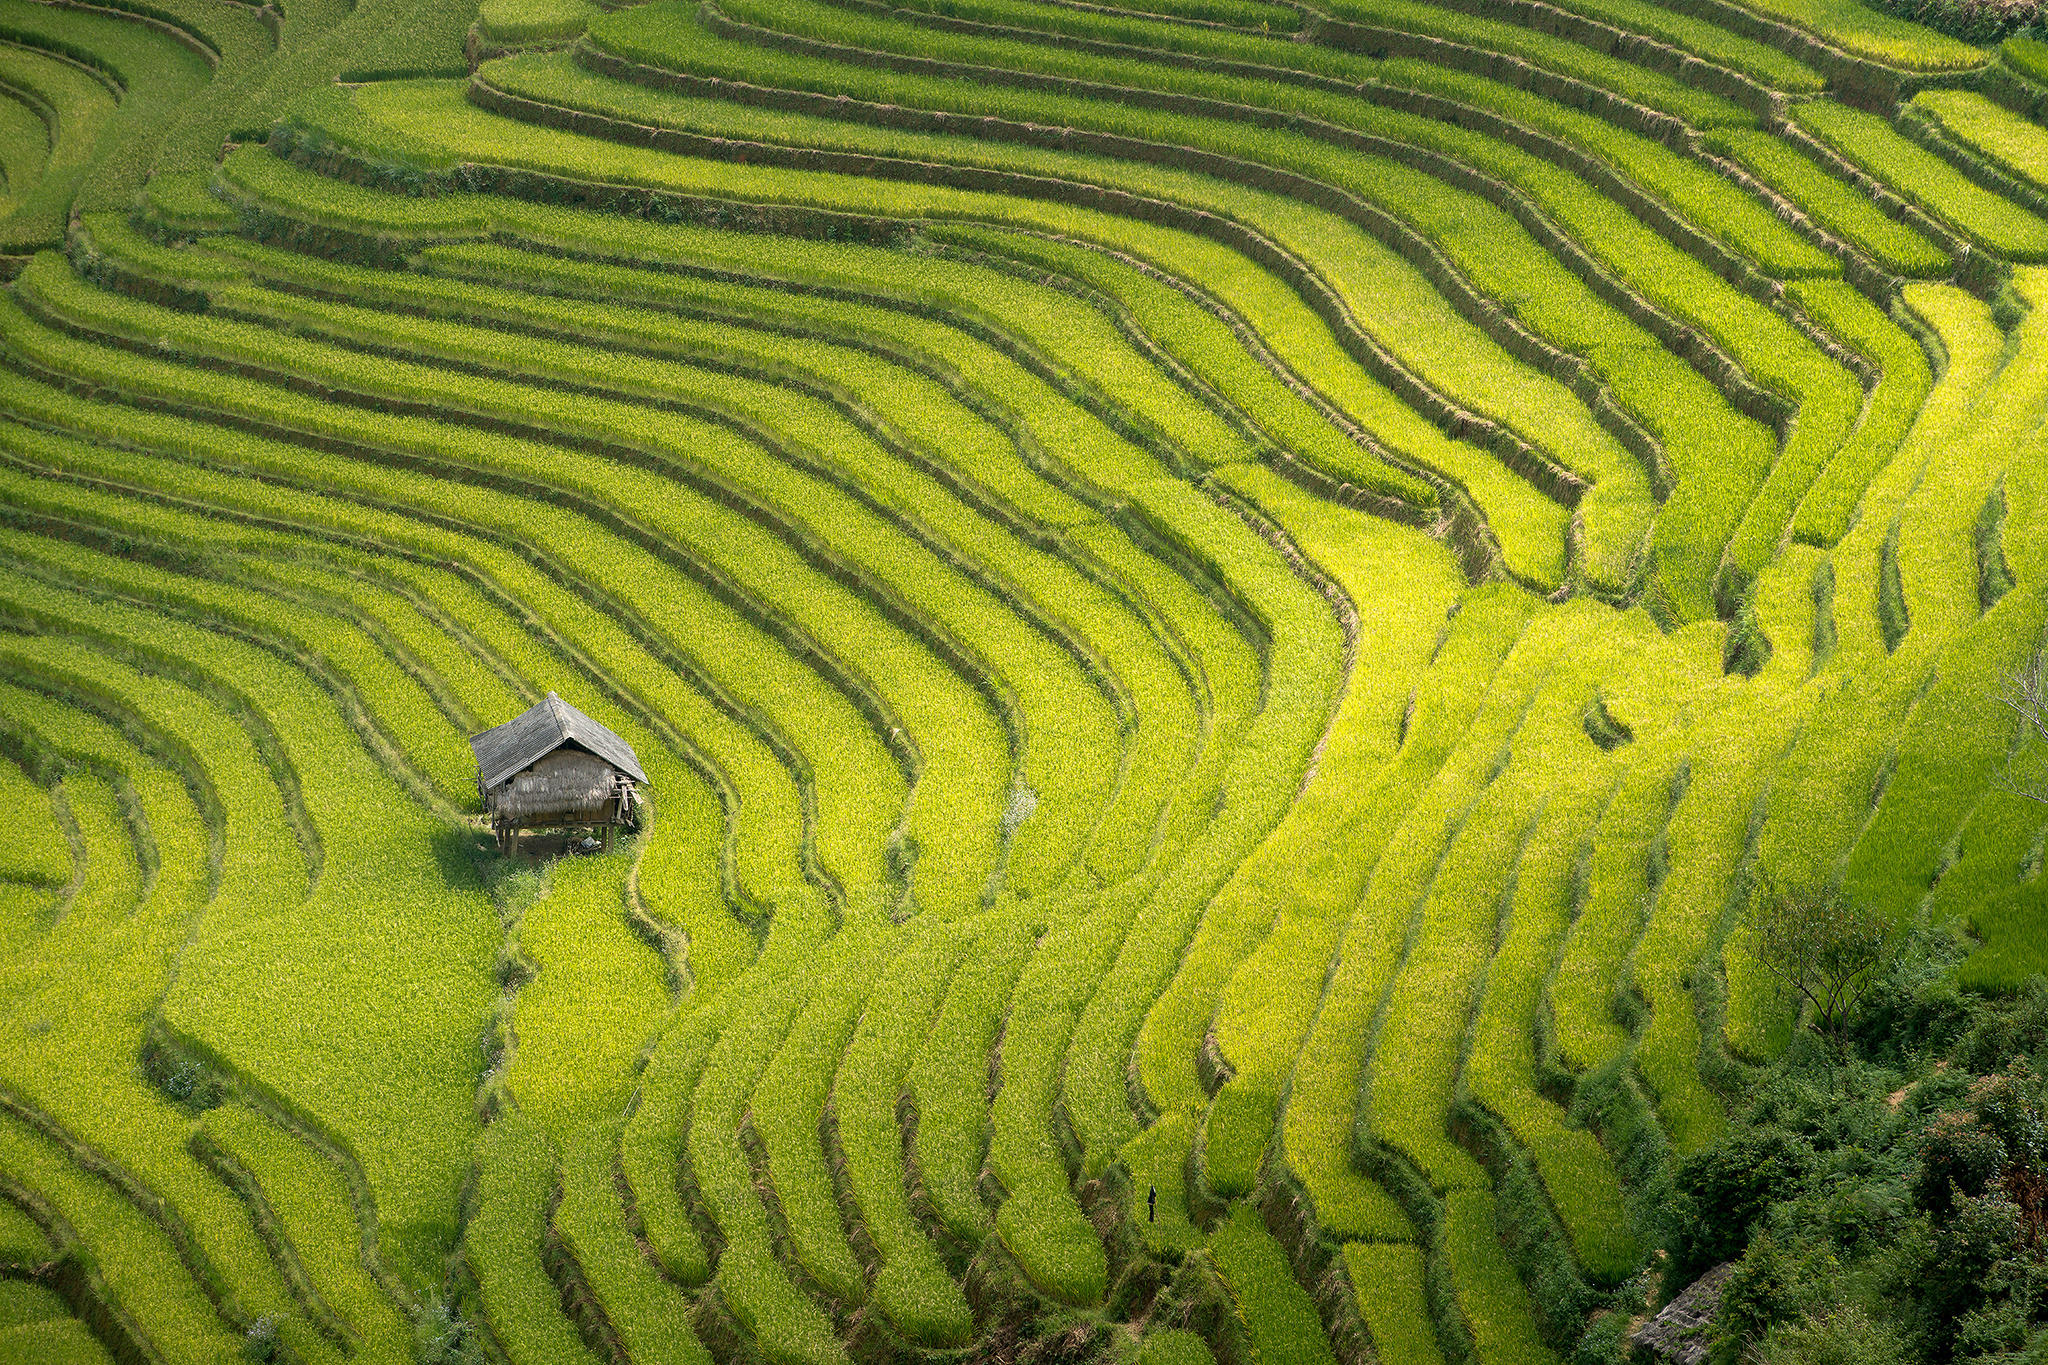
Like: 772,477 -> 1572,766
0,0 -> 2044,1359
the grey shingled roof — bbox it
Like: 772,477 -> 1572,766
470,693 -> 648,790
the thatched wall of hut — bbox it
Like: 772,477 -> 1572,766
484,749 -> 633,826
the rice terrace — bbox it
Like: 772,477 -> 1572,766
18,0 -> 2048,1357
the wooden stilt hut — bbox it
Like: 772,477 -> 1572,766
470,693 -> 647,856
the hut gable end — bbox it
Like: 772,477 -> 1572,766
470,692 -> 648,791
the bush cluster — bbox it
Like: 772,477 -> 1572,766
1873,0 -> 2046,45
1668,928 -> 2048,1364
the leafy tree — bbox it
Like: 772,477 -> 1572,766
1746,878 -> 1895,1045
2000,647 -> 2048,805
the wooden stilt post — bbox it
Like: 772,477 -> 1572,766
602,824 -> 614,854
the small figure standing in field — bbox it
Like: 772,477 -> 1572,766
1148,1184 -> 1156,1223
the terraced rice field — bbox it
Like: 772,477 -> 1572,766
0,0 -> 2045,1359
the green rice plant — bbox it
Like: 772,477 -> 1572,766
937,226 -> 1436,508
1319,0 -> 1751,126
1945,273 -> 2048,591
1139,1327 -> 1218,1365
0,758 -> 68,888
832,919 -> 974,1344
2006,34 -> 2048,83
1704,129 -> 1950,278
1203,924 -> 1331,1195
1281,583 -> 1536,1240
335,0 -> 477,80
553,11 -> 1815,606
1879,278 -> 2048,625
0,42 -> 118,250
1207,1203 -> 1337,1365
1827,284 -> 2002,661
406,234 -> 1297,892
0,1204 -> 50,1267
561,0 -> 1685,514
72,211 -> 248,294
0,447 -> 479,811
214,139 -> 491,238
1716,348 -> 1865,591
751,925 -> 894,1306
0,554 -> 504,1277
1543,0 -> 1823,89
620,999 -> 734,1289
1439,1190 -> 1559,1365
188,260 -> 1136,900
0,501 -> 507,1236
0,1107 -> 240,1365
357,236 -> 1225,892
1194,482 -> 1457,1007
213,0 -> 463,147
908,909 -> 1035,1243
1961,877 -> 2048,992
199,1105 -> 413,1362
1120,1111 -> 1203,1258
1742,290 -> 2005,1009
5,359 -> 743,969
1914,778 -> 2042,954
81,0 -> 273,166
501,853 -> 671,1134
0,1317 -> 111,1364
497,851 -> 706,1365
219,137 -> 1569,587
296,76 -> 1592,588
1712,0 -> 1985,70
1912,88 -> 2048,194
989,898 -> 1131,1305
0,883 -> 52,958
686,952 -> 850,1365
1794,102 -> 2048,259
479,46 -> 1585,492
1548,726 -> 1686,1076
0,87 -> 51,224
1342,1242 -> 1445,1365
0,363 -> 768,1003
883,0 -> 1299,36
1459,683 -> 1643,1281
467,1115 -> 604,1365
619,0 -> 1828,278
1842,592 -> 2046,924
556,1129 -> 713,1365
0,676 -> 366,1363
254,559 -> 522,737
0,1278 -> 63,1328
1,275 -> 904,920
70,266 -> 961,912
476,0 -> 600,46
0,634 -> 287,914
1065,466 -> 1343,1177
0,0 -> 215,216
1369,603 -> 1607,1196
213,237 -> 1207,768
1788,280 -> 1936,548
1633,563 -> 1821,1150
